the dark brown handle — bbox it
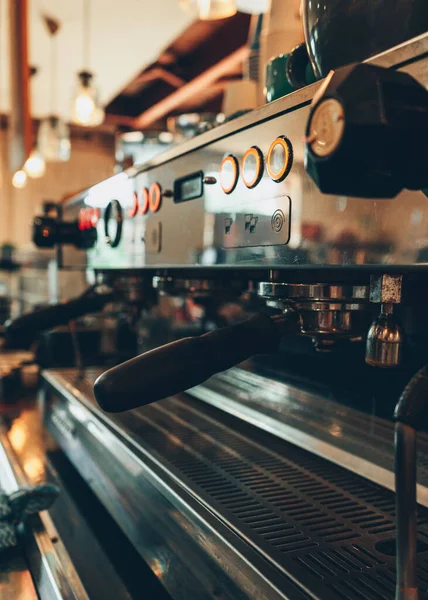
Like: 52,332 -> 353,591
5,290 -> 114,348
94,312 -> 299,413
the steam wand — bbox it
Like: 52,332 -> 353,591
393,365 -> 428,600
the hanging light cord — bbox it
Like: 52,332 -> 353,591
50,32 -> 58,115
83,0 -> 91,70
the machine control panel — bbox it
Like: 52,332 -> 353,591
219,195 -> 291,249
60,126 -> 301,269
57,37 -> 428,271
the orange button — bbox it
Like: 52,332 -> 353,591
139,187 -> 149,215
220,155 -> 239,194
242,146 -> 264,189
149,183 -> 162,212
267,136 -> 293,182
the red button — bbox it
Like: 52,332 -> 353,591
128,192 -> 139,218
139,187 -> 149,215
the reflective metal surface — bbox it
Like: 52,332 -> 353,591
42,368 -> 428,599
0,419 -> 90,600
259,281 -> 371,349
4,403 -> 135,600
42,369 -> 291,600
366,311 -> 404,368
188,366 -> 428,507
59,34 -> 428,272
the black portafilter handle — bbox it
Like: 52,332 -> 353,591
5,287 -> 114,348
94,311 -> 300,413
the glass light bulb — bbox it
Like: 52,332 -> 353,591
12,170 -> 28,189
72,72 -> 105,127
38,117 -> 71,162
74,90 -> 96,125
24,149 -> 46,179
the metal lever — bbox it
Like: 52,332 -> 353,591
94,311 -> 300,413
394,365 -> 428,600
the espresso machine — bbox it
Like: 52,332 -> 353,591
22,32 -> 428,600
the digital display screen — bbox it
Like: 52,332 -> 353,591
174,171 -> 203,203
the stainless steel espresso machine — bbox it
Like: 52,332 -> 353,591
24,33 -> 428,600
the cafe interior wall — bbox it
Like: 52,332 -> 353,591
0,125 -> 115,249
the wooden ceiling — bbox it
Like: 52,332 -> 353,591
105,12 -> 251,130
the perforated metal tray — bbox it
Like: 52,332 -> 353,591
114,396 -> 428,600
44,369 -> 428,599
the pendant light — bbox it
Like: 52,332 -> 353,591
179,0 -> 237,20
37,16 -> 71,163
24,148 -> 46,178
12,169 -> 28,189
24,68 -> 46,179
72,0 -> 104,127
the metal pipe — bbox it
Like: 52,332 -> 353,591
395,422 -> 418,600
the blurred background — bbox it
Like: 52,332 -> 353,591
0,0 -> 294,250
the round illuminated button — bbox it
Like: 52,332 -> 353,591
139,187 -> 149,215
149,183 -> 162,212
307,98 -> 345,158
220,155 -> 239,194
242,146 -> 264,189
267,136 -> 293,182
128,192 -> 139,217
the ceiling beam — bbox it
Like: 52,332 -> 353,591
8,0 -> 31,172
123,67 -> 185,96
133,46 -> 248,129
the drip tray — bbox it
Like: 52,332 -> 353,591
114,395 -> 428,600
43,369 -> 428,600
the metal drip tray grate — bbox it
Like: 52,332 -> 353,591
112,395 -> 428,600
